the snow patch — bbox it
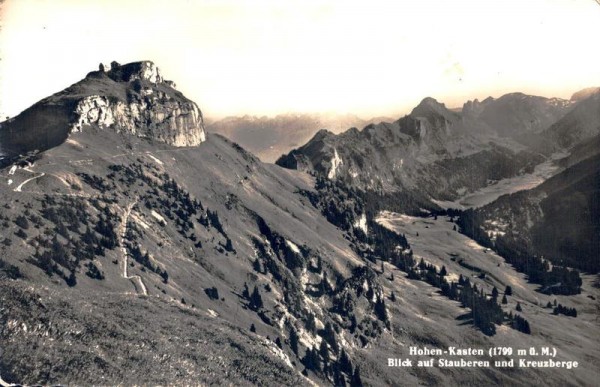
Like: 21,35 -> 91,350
300,268 -> 309,291
353,213 -> 368,234
65,138 -> 83,148
7,179 -> 12,186
446,273 -> 460,283
146,153 -> 164,165
206,309 -> 218,318
285,240 -> 300,254
298,326 -> 322,349
263,338 -> 294,369
376,211 -> 420,227
151,210 -> 166,224
131,213 -> 150,230
8,165 -> 17,175
327,148 -> 343,179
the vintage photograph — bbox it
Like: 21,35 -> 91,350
0,1 -> 598,385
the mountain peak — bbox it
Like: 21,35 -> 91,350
312,128 -> 334,141
0,60 -> 206,158
94,60 -> 165,85
410,97 -> 452,118
409,97 -> 458,126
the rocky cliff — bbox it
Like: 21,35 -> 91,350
0,61 -> 205,159
276,97 -> 543,202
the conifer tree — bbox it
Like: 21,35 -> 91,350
374,296 -> 388,323
289,326 -> 299,355
351,366 -> 363,387
491,286 -> 499,300
306,313 -> 317,334
323,322 -> 339,353
339,348 -> 353,375
250,285 -> 263,310
319,340 -> 329,363
333,363 -> 346,386
439,265 -> 447,277
242,282 -> 250,299
253,258 -> 262,273
66,271 -> 77,287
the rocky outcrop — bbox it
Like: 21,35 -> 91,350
70,61 -> 205,146
276,96 -> 547,200
71,91 -> 205,146
0,60 -> 206,158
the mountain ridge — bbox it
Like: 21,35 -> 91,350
276,89 -> 599,204
206,113 -> 394,163
0,61 -> 206,161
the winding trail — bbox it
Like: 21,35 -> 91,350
13,167 -> 45,192
119,200 -> 148,296
0,374 -> 18,386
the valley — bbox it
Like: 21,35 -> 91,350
434,151 -> 567,209
0,60 -> 598,386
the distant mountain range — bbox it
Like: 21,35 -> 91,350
206,113 -> 394,162
0,62 -> 598,386
276,89 -> 599,203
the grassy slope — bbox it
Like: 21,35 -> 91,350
0,130 -> 358,385
377,213 -> 600,386
0,128 -> 598,386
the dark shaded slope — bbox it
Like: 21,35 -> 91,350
0,102 -> 74,159
459,152 -> 600,275
544,92 -> 600,149
530,154 -> 600,272
475,93 -> 571,137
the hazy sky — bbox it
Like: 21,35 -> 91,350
1,0 -> 599,119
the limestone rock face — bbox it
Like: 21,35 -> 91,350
0,61 -> 206,158
71,90 -> 206,147
68,61 -> 206,147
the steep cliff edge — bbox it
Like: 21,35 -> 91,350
0,61 -> 205,159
